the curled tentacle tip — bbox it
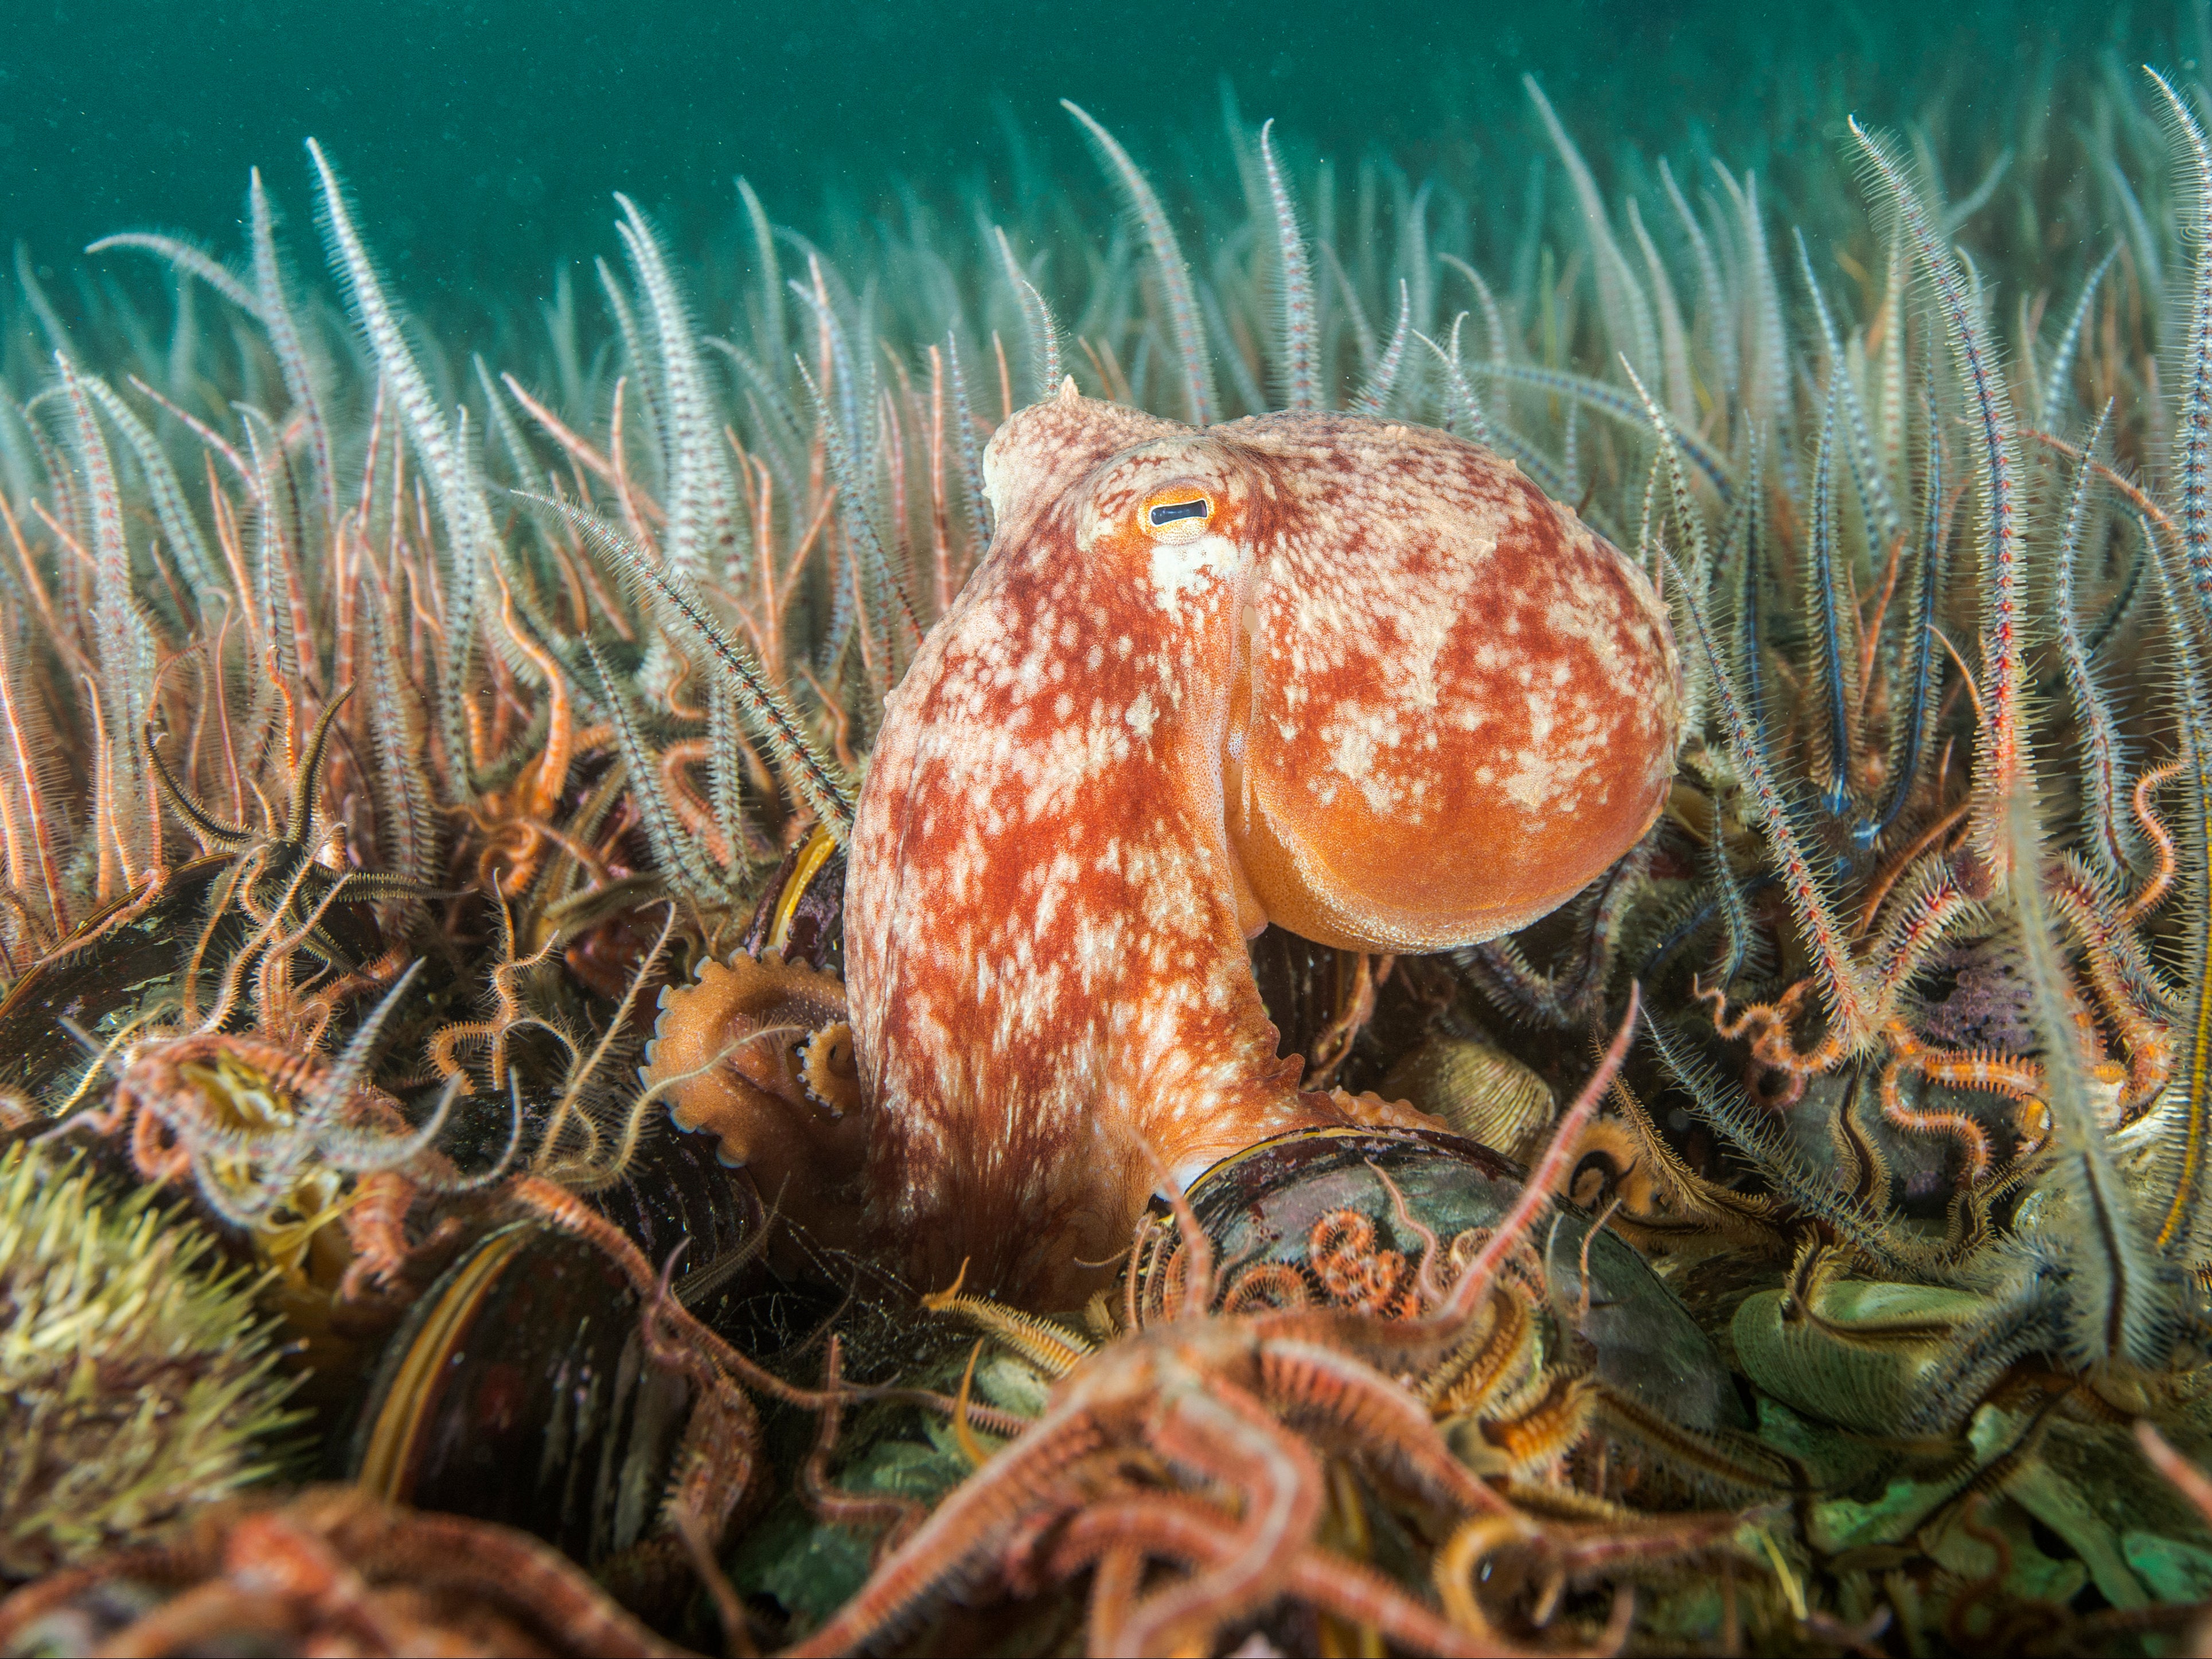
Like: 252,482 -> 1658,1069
642,951 -> 864,1249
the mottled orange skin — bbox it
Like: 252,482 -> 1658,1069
848,385 -> 1680,1303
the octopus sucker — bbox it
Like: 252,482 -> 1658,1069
646,952 -> 866,1251
848,384 -> 1682,1303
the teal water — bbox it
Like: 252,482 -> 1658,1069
2,0 -> 2162,303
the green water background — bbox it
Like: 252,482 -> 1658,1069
0,1 -> 2184,306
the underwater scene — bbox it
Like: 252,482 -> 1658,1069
15,0 -> 2212,1652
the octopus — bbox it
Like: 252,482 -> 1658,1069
840,383 -> 1682,1305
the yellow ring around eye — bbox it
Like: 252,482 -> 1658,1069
1141,485 -> 1214,544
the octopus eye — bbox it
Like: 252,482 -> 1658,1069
1141,486 -> 1214,543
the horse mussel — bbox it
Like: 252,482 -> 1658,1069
341,1123 -> 812,1607
1136,1126 -> 1750,1480
337,828 -> 851,1578
739,824 -> 846,976
0,854 -> 381,1103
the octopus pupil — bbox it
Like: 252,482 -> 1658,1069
1149,499 -> 1208,527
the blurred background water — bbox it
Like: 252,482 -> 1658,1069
1,0 -> 2178,308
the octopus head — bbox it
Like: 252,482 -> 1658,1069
970,384 -> 1684,954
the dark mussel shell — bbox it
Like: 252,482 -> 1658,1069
344,1127 -> 762,1564
348,1219 -> 684,1564
1245,929 -> 1450,1094
582,1123 -> 758,1284
1153,1127 -> 1748,1434
739,825 -> 845,975
0,855 -> 380,1099
593,1123 -> 848,1350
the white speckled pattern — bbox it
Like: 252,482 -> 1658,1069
846,385 -> 1681,1302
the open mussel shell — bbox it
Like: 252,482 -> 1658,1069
740,824 -> 845,974
342,1128 -> 758,1564
1731,1280 -> 1995,1435
0,854 -> 380,1099
1157,1127 -> 1748,1433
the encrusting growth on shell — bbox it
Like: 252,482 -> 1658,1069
846,384 -> 1682,1302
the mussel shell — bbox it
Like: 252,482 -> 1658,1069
1378,1035 -> 1555,1162
342,1127 -> 817,1560
0,858 -> 211,1095
347,1220 -> 690,1565
0,855 -> 379,1098
1730,1280 -> 1993,1434
1247,928 -> 1362,1063
589,1124 -> 838,1350
583,1123 -> 758,1276
427,1089 -> 759,1280
739,825 -> 845,973
1167,1127 -> 1747,1432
